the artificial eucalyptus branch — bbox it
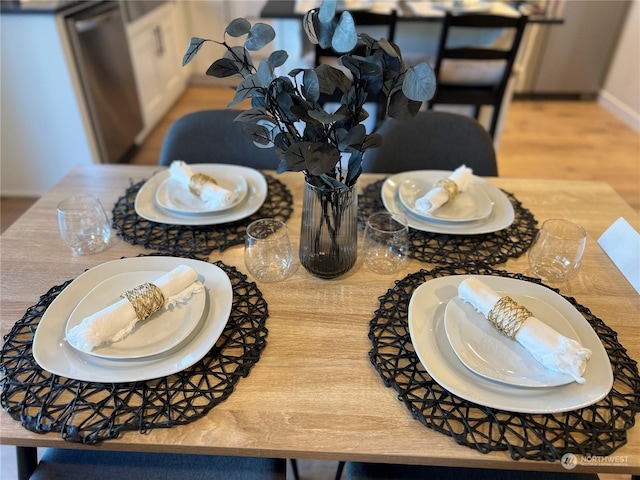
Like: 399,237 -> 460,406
182,0 -> 436,190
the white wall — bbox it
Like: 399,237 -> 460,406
598,0 -> 640,132
0,13 -> 97,197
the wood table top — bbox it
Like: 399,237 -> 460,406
1,165 -> 638,474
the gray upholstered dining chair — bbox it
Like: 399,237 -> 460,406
29,448 -> 286,480
361,110 -> 498,176
158,109 -> 280,170
344,463 -> 600,480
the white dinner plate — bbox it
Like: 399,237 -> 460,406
135,164 -> 267,226
33,257 -> 233,383
398,178 -> 493,223
444,294 -> 579,387
65,271 -> 206,360
408,275 -> 613,414
382,171 -> 515,235
155,172 -> 248,214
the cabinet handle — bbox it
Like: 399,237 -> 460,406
154,26 -> 164,57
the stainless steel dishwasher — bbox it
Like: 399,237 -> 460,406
66,1 -> 143,164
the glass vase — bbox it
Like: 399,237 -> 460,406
299,180 -> 358,279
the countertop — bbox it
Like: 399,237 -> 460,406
0,0 -> 100,15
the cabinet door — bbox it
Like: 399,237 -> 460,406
130,25 -> 165,123
155,13 -> 182,98
127,2 -> 187,138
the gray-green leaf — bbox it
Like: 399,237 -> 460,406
226,18 -> 251,37
269,50 -> 288,68
402,63 -> 437,102
302,69 -> 320,102
318,0 -> 336,24
257,60 -> 274,88
206,58 -> 241,78
245,23 -> 276,51
331,11 -> 357,53
227,74 -> 262,108
182,37 -> 207,66
303,10 -> 319,44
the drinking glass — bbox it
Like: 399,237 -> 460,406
57,194 -> 113,255
528,219 -> 587,282
244,218 -> 293,282
363,212 -> 409,274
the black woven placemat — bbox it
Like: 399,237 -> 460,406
112,174 -> 293,258
358,179 -> 538,266
369,264 -> 640,461
0,260 -> 268,445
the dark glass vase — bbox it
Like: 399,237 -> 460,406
299,181 -> 358,279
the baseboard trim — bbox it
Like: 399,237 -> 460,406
598,90 -> 640,133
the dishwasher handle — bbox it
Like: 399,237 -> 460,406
74,7 -> 119,34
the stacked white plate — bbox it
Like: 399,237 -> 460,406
33,256 -> 233,383
135,164 -> 268,226
382,170 -> 515,234
408,275 -> 613,414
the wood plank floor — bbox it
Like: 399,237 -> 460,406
1,87 -> 635,480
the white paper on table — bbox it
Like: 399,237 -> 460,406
597,217 -> 640,295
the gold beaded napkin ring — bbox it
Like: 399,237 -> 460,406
436,178 -> 459,203
487,296 -> 531,339
121,282 -> 165,321
188,173 -> 217,197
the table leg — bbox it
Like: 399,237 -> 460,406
16,446 -> 37,480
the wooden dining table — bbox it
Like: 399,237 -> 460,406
1,164 -> 638,477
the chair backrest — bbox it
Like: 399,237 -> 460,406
158,109 -> 280,169
361,110 -> 498,176
429,13 -> 528,138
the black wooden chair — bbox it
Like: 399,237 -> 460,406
361,110 -> 498,176
158,109 -> 280,169
428,13 -> 528,139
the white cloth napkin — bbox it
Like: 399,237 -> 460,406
458,277 -> 592,383
66,265 -> 203,353
169,160 -> 237,208
415,165 -> 474,214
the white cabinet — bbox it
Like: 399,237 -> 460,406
127,1 -> 187,141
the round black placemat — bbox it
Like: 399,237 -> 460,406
369,265 -> 640,461
0,260 -> 268,444
358,179 -> 537,266
112,174 -> 293,258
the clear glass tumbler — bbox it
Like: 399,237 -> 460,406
57,194 -> 112,255
363,212 -> 410,274
245,218 -> 293,282
528,219 -> 587,282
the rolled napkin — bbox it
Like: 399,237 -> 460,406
458,277 -> 592,383
169,160 -> 237,208
66,265 -> 203,353
415,165 -> 474,214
